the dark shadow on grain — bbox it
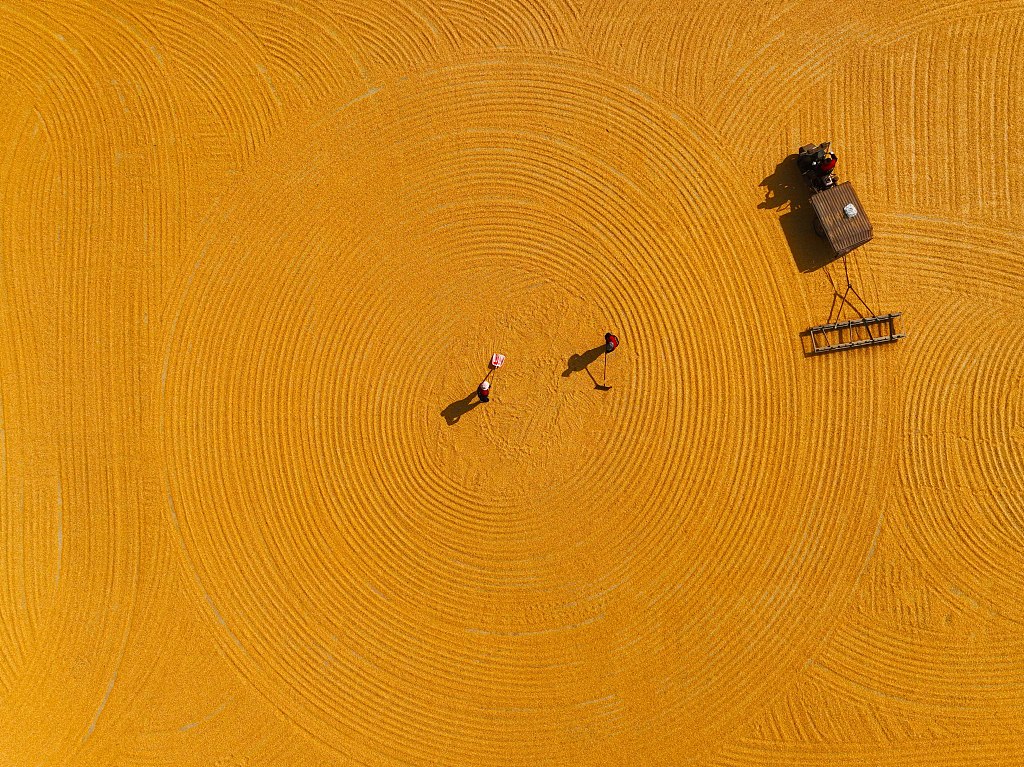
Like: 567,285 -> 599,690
441,391 -> 482,425
562,345 -> 605,388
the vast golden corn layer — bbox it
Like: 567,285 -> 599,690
1,2 -> 1022,765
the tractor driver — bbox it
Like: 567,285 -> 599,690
820,151 -> 837,177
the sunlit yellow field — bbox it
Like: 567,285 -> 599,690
1,2 -> 1022,765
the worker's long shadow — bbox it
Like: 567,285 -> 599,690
563,345 -> 606,389
759,155 -> 838,273
441,391 -> 481,426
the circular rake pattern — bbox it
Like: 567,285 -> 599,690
898,298 -> 1024,620
163,53 -> 881,765
861,215 -> 1024,623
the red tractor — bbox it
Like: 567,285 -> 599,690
796,141 -> 871,255
794,141 -> 904,354
797,141 -> 838,192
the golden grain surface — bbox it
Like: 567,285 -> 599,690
0,2 -> 1022,765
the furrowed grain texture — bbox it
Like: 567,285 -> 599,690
0,1 -> 1021,766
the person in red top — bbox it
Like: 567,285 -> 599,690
820,152 -> 837,175
604,332 -> 619,353
477,380 -> 491,403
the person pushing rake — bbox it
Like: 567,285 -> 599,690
600,331 -> 619,389
478,353 -> 505,403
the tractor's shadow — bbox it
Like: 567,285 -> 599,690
759,155 -> 838,273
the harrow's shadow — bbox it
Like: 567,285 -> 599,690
759,155 -> 838,274
441,391 -> 482,425
798,328 -> 817,357
562,345 -> 605,389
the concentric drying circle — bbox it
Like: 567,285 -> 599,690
163,52 -> 876,764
